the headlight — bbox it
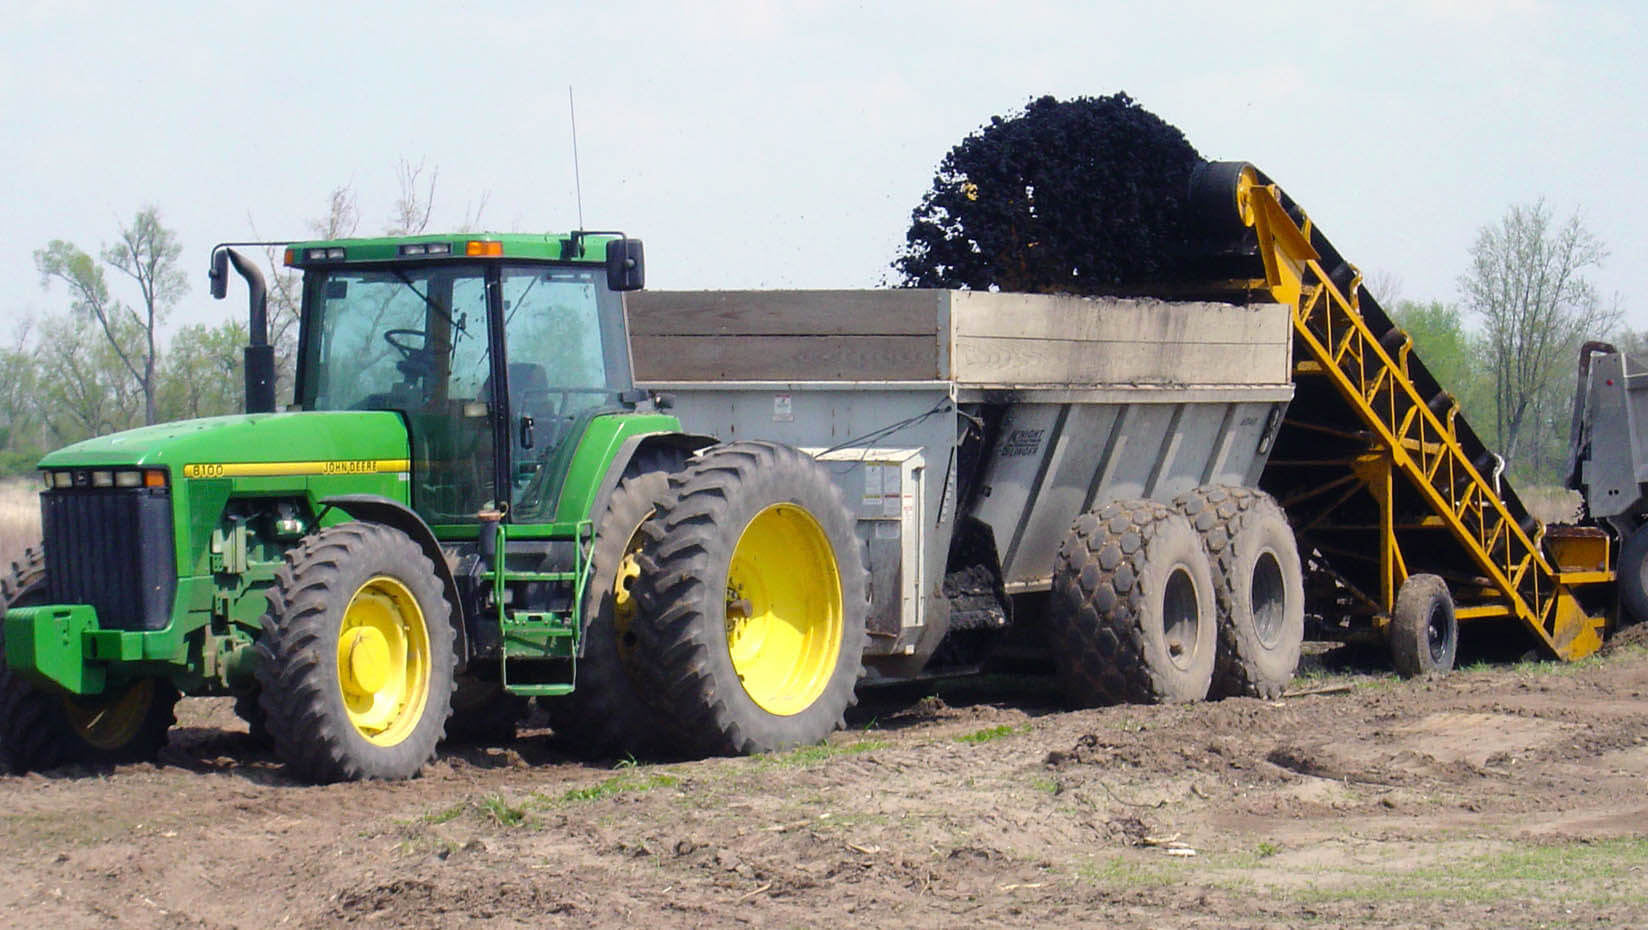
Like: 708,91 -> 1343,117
115,470 -> 143,488
51,472 -> 73,489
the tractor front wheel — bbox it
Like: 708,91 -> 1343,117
255,523 -> 456,782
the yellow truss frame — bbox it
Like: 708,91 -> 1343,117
1235,167 -> 1607,660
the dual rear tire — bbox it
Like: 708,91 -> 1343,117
632,441 -> 869,757
1048,486 -> 1305,706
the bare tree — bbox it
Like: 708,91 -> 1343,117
251,163 -> 487,398
34,207 -> 187,425
256,185 -> 362,397
1362,269 -> 1404,308
1459,200 -> 1619,462
388,158 -> 437,236
0,320 -> 39,454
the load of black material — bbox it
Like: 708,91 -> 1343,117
894,93 -> 1207,293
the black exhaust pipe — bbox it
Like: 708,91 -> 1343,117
209,246 -> 276,415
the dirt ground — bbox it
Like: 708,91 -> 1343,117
2,632 -> 1647,930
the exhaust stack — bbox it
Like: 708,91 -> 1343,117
209,246 -> 276,415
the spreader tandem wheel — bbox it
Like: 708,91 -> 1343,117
1173,485 -> 1305,699
1049,499 -> 1218,705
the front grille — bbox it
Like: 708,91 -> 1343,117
42,488 -> 176,631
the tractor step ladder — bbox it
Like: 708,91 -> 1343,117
1211,162 -> 1608,660
484,521 -> 593,696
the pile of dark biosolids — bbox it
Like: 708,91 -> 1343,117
893,93 -> 1208,294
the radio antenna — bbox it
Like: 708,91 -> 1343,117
568,85 -> 586,232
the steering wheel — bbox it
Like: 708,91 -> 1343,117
384,329 -> 427,361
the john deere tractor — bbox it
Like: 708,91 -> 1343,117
0,233 -> 866,782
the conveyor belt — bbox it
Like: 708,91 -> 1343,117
1185,162 -> 1608,660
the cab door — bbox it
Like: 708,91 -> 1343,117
496,264 -> 635,523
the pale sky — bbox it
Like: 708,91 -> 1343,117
4,0 -> 1644,337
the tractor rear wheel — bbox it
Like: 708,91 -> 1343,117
1049,499 -> 1217,705
541,448 -> 686,758
0,545 -> 178,773
633,441 -> 868,757
1174,485 -> 1304,698
255,523 -> 456,782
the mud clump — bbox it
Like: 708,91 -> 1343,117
894,93 -> 1206,294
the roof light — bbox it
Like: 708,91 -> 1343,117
397,242 -> 454,257
91,471 -> 114,488
114,470 -> 143,488
465,240 -> 503,257
51,471 -> 72,489
304,247 -> 346,261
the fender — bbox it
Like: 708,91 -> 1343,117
320,493 -> 470,672
586,431 -> 719,526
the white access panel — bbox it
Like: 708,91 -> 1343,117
808,447 -> 926,650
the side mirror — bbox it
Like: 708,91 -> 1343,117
209,248 -> 229,300
605,238 -> 645,292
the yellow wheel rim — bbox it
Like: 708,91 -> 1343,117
611,522 -> 648,665
62,679 -> 155,751
336,576 -> 431,747
724,504 -> 843,716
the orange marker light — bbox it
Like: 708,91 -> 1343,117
465,240 -> 503,257
143,469 -> 168,488
282,248 -> 296,266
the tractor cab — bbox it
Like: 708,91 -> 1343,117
285,234 -> 645,528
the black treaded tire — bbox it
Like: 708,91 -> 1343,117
1174,485 -> 1305,699
541,447 -> 686,758
1617,523 -> 1648,624
254,522 -> 456,782
0,545 -> 178,773
442,676 -> 527,745
632,441 -> 869,757
1048,499 -> 1217,705
1389,573 -> 1456,678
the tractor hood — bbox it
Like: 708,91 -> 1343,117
37,411 -> 411,473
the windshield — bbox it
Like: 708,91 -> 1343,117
298,264 -> 490,412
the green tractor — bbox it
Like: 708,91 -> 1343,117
0,232 -> 867,782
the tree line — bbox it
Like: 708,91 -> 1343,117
1385,199 -> 1622,488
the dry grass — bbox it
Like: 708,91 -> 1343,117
0,478 -> 41,576
1521,485 -> 1583,525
